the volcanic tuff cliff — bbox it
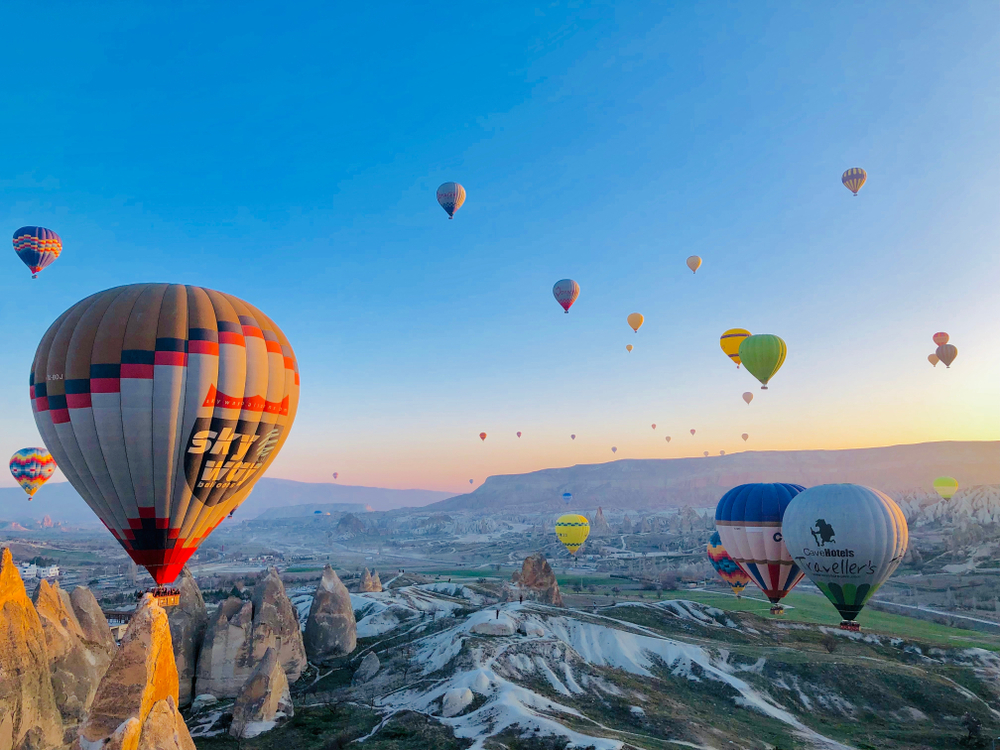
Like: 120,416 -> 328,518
304,565 -> 357,662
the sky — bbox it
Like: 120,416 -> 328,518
1,2 -> 998,495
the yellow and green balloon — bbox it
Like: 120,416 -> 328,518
739,334 -> 786,390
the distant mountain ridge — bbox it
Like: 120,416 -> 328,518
428,441 -> 1000,512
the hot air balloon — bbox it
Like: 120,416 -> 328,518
690,429 -> 696,436
933,476 -> 958,500
742,392 -> 753,405
739,334 -> 786,390
665,436 -> 671,442
627,313 -> 644,333
932,332 -> 949,346
703,451 -> 709,457
30,284 -> 299,585
936,344 -> 957,368
517,431 -> 522,438
720,450 -> 725,456
715,483 -> 807,614
707,531 -> 751,597
479,432 -> 487,442
782,484 -> 907,630
553,279 -> 580,313
332,472 -> 338,479
470,479 -> 474,484
13,226 -> 62,279
741,433 -> 748,442
720,329 -> 750,367
841,168 -> 867,196
611,446 -> 617,453
314,510 -> 322,515
9,448 -> 57,499
651,424 -> 656,430
927,354 -> 939,367
562,492 -> 572,505
436,182 -> 466,219
555,513 -> 590,554
570,434 -> 576,440
686,256 -> 702,274
625,344 -> 633,353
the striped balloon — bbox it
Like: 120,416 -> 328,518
9,448 -> 57,498
13,226 -> 62,278
841,168 -> 867,196
707,531 -> 751,596
436,182 -> 466,218
555,513 -> 590,554
30,284 -> 299,584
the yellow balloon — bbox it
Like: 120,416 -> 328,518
927,353 -> 939,367
720,329 -> 750,367
626,344 -> 633,353
686,256 -> 702,274
933,476 -> 958,500
627,313 -> 644,332
555,513 -> 590,554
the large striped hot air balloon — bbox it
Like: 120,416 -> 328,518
935,344 -> 958,368
720,329 -> 750,367
841,168 -> 867,196
553,279 -> 580,313
715,483 -> 806,614
436,182 -> 466,219
30,284 -> 299,585
13,226 -> 62,278
707,531 -> 751,597
739,334 -> 786,390
555,513 -> 590,554
9,448 -> 57,499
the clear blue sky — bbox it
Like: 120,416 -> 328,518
2,2 -> 997,493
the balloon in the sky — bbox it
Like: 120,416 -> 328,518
742,392 -> 753,405
739,334 -> 786,390
470,479 -> 474,484
720,450 -> 725,456
707,531 -> 751,597
932,332 -> 949,346
517,431 -> 522,438
841,168 -> 867,196
686,256 -> 702,274
625,344 -> 633,353
562,492 -> 572,505
665,436 -> 671,442
627,313 -> 644,333
13,226 -> 62,279
10,448 -> 57,499
720,329 -> 750,367
715,483 -> 807,613
782,483 -> 907,629
570,434 -> 576,440
651,424 -> 656,430
703,451 -> 709,457
935,344 -> 957,368
555,513 -> 590,554
552,279 -> 580,313
332,472 -> 338,479
741,433 -> 748,442
479,432 -> 487,442
30,284 -> 299,584
314,510 -> 322,515
611,446 -> 617,453
690,429 -> 696,436
436,182 -> 466,219
933,476 -> 958,500
927,353 -> 939,367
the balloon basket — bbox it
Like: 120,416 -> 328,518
839,620 -> 860,632
142,586 -> 180,608
761,386 -> 768,390
769,604 -> 784,615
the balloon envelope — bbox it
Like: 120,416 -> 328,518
562,492 -> 572,505
611,446 -> 617,453
703,451 -> 709,457
30,284 -> 299,584
665,436 -> 671,442
715,483 -> 807,605
13,226 -> 62,278
686,256 -> 702,274
741,433 -> 748,442
555,513 -> 590,554
10,448 -> 57,498
739,334 -> 786,389
553,279 -> 580,313
707,531 -> 751,596
933,476 -> 958,500
470,479 -> 474,484
720,329 -> 750,367
935,344 -> 957,368
627,313 -> 644,332
516,431 -> 522,438
479,432 -> 487,441
690,429 -> 696,435
436,182 -> 466,218
742,392 -> 753,405
927,354 -> 939,367
570,434 -> 576,440
625,344 -> 633,353
782,483 -> 907,623
651,424 -> 656,430
332,472 -> 338,479
932,332 -> 949,346
841,168 -> 867,195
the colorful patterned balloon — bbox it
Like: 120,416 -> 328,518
436,182 -> 466,218
10,448 -> 57,498
935,344 -> 958,368
707,530 -> 751,596
842,168 -> 867,196
720,329 -> 750,367
555,513 -> 590,554
932,332 -> 949,346
739,334 -> 787,390
553,279 -> 580,313
13,226 -> 62,278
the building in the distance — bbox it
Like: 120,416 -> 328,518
17,562 -> 37,579
36,564 -> 59,579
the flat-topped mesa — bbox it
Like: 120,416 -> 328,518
304,565 -> 357,662
0,547 -> 63,750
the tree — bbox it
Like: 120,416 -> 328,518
819,633 -> 838,654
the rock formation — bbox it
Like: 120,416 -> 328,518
370,570 -> 383,592
352,652 -> 380,684
229,647 -> 293,739
73,594 -> 195,750
621,514 -> 632,534
359,567 -> 375,592
591,506 -> 611,536
510,553 -> 563,606
442,688 -> 474,717
41,515 -> 54,528
70,586 -> 116,654
195,597 -> 255,698
304,565 -> 357,662
32,579 -> 113,725
337,513 -> 367,535
167,567 -> 208,707
0,547 -> 63,750
639,516 -> 653,533
251,568 -> 307,683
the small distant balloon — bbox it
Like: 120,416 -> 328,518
932,332 -> 949,346
479,432 -> 487,442
13,226 -> 62,279
626,344 -> 633,353
933,476 -> 958,500
314,510 -> 322,515
627,313 -> 644,333
332,472 -> 338,479
936,344 -> 958,368
651,423 -> 656,430
720,450 -> 726,456
665,436 -> 671,443
562,492 -> 573,505
517,431 -> 522,438
553,279 -> 581,313
469,479 -> 474,484
703,451 -> 709,457
741,433 -> 749,442
436,182 -> 466,218
720,329 -> 750,367
10,448 -> 56,499
742,392 -> 753,405
611,446 -> 617,453
927,354 -> 939,367
841,168 -> 867,196
690,429 -> 696,436
686,256 -> 702,274
570,434 -> 576,440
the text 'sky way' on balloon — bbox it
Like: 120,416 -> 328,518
742,392 -> 753,405
741,433 -> 749,442
782,484 -> 907,630
932,332 -> 949,346
841,168 -> 867,196
10,448 -> 57,499
720,329 -> 750,367
707,531 -> 751,597
739,334 -> 786,390
13,226 -> 62,279
715,483 -> 807,613
935,343 -> 958,368
927,353 -> 939,367
562,492 -> 572,505
436,182 -> 466,219
556,513 -> 590,554
553,279 -> 580,313
933,476 -> 958,500
625,344 -> 633,353
627,313 -> 644,332
686,256 -> 702,274
30,284 -> 299,585
479,432 -> 487,442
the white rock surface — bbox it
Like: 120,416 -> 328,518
442,688 -> 474,717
